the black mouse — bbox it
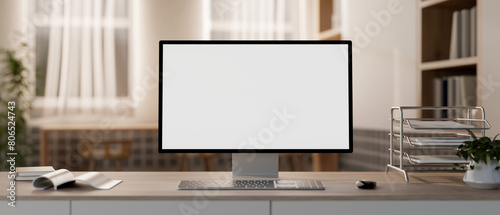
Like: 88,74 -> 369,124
356,180 -> 376,189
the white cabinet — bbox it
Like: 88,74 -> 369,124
0,200 -> 70,215
272,201 -> 500,215
71,200 -> 269,215
4,200 -> 500,215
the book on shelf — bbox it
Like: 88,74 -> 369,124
460,9 -> 471,58
449,6 -> 476,59
442,77 -> 448,118
15,166 -> 55,181
460,75 -> 476,106
449,10 -> 461,59
470,6 -> 477,56
447,76 -> 457,117
433,75 -> 476,118
32,169 -> 122,190
433,78 -> 443,118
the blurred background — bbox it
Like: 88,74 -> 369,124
0,0 -> 498,172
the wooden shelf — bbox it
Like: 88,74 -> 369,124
418,0 -> 479,118
421,0 -> 476,9
421,0 -> 477,62
317,0 -> 341,41
420,57 -> 477,71
421,0 -> 449,9
318,28 -> 341,40
319,0 -> 333,32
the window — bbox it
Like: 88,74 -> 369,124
209,0 -> 315,40
32,0 -> 130,116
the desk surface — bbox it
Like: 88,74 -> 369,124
2,171 -> 499,201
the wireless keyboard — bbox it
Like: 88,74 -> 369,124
177,179 -> 325,190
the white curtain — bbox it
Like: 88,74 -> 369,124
210,0 -> 316,40
43,0 -> 125,116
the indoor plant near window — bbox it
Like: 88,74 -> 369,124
0,44 -> 35,170
456,130 -> 500,189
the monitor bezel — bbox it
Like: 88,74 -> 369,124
158,40 -> 353,153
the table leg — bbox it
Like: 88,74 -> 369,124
40,130 -> 49,166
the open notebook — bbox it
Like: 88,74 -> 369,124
32,169 -> 122,190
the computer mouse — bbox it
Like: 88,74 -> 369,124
356,180 -> 376,189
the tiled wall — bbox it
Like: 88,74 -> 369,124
24,127 -> 313,171
22,128 -> 457,171
340,129 -> 390,171
341,129 -> 462,172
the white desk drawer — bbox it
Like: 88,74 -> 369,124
0,200 -> 69,215
72,200 -> 269,215
272,201 -> 500,215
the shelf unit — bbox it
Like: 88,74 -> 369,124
417,0 -> 479,118
420,56 -> 477,71
386,106 -> 490,182
318,28 -> 341,40
316,0 -> 341,40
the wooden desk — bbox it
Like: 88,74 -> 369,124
39,123 -> 158,166
1,172 -> 499,215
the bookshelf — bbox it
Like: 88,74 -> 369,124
418,0 -> 479,118
420,57 -> 477,71
317,0 -> 341,40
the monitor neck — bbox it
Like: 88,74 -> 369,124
232,153 -> 279,179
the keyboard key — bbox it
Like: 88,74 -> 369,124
177,180 -> 325,190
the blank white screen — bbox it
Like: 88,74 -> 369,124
162,44 -> 349,150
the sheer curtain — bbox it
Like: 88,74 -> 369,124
38,0 -> 128,116
210,0 -> 316,40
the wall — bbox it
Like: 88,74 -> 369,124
0,0 -> 27,49
342,0 -> 417,130
130,0 -> 205,123
480,0 -> 500,136
0,0 -> 204,127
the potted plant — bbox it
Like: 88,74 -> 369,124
0,44 -> 35,170
456,130 -> 500,189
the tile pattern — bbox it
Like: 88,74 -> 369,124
22,128 -> 459,171
24,128 -> 312,171
341,129 -> 463,171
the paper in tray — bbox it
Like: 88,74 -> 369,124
408,120 -> 475,129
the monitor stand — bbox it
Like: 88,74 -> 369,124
232,153 -> 279,179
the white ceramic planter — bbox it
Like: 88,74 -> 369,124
463,160 -> 500,189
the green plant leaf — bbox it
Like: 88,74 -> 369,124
0,47 -> 35,170
479,137 -> 491,144
493,133 -> 500,142
466,129 -> 477,140
481,152 -> 488,164
470,165 -> 475,170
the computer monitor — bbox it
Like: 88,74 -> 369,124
159,41 -> 352,179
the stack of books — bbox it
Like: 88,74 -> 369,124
15,166 -> 55,181
433,75 -> 476,118
449,6 -> 477,59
